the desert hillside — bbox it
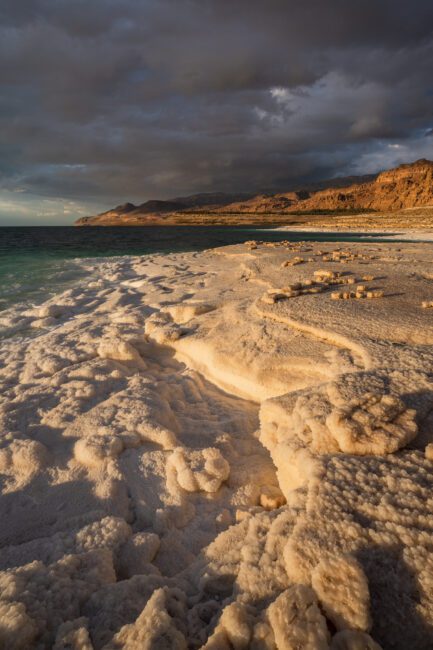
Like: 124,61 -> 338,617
75,159 -> 433,226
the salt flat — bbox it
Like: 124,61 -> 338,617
0,239 -> 432,649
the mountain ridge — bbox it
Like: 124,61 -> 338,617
75,159 -> 433,226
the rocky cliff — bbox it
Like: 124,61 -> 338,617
294,158 -> 433,213
75,159 -> 433,225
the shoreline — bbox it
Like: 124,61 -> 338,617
273,224 -> 433,241
0,238 -> 433,648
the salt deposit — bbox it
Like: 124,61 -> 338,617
0,240 -> 432,648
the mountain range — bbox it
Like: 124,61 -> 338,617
75,159 -> 433,226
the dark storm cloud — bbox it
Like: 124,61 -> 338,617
0,0 -> 432,222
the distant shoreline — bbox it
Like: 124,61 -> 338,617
273,225 -> 433,242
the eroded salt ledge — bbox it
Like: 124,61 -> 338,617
0,240 -> 432,649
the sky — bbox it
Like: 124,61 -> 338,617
0,0 -> 432,225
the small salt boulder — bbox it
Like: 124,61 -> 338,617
97,338 -> 145,368
267,585 -> 330,650
38,303 -> 63,318
202,602 -> 252,649
168,447 -> 230,493
326,393 -> 417,455
259,485 -> 286,510
0,601 -> 38,650
53,618 -> 93,650
103,588 -> 187,649
4,439 -> 49,475
366,290 -> 384,299
314,270 -> 335,280
312,554 -> 371,632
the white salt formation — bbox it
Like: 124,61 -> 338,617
0,241 -> 432,648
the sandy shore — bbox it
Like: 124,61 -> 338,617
0,239 -> 433,649
275,225 -> 433,242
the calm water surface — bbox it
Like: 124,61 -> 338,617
0,226 -> 399,310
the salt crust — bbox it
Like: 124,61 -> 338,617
0,242 -> 432,648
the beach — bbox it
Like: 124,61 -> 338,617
275,225 -> 433,242
0,238 -> 433,649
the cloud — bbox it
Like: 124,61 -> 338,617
0,0 -> 432,223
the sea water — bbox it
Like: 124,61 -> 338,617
0,226 -> 402,311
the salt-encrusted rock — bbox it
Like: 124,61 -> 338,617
97,338 -> 146,368
38,303 -> 64,319
326,393 -> 417,455
0,600 -> 38,650
0,516 -> 131,572
260,373 -> 419,494
250,621 -> 275,648
0,438 -> 48,475
201,602 -> 253,649
225,509 -> 294,603
266,585 -> 330,650
103,587 -> 187,649
312,554 -> 371,631
366,290 -> 384,299
167,447 -> 230,493
144,312 -> 183,343
259,485 -> 286,510
53,617 -> 93,650
283,450 -> 433,650
425,443 -> 433,460
0,550 -> 116,647
82,574 -> 170,648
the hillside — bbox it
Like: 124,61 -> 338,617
75,159 -> 433,226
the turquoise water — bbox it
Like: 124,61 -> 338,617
0,226 -> 401,311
